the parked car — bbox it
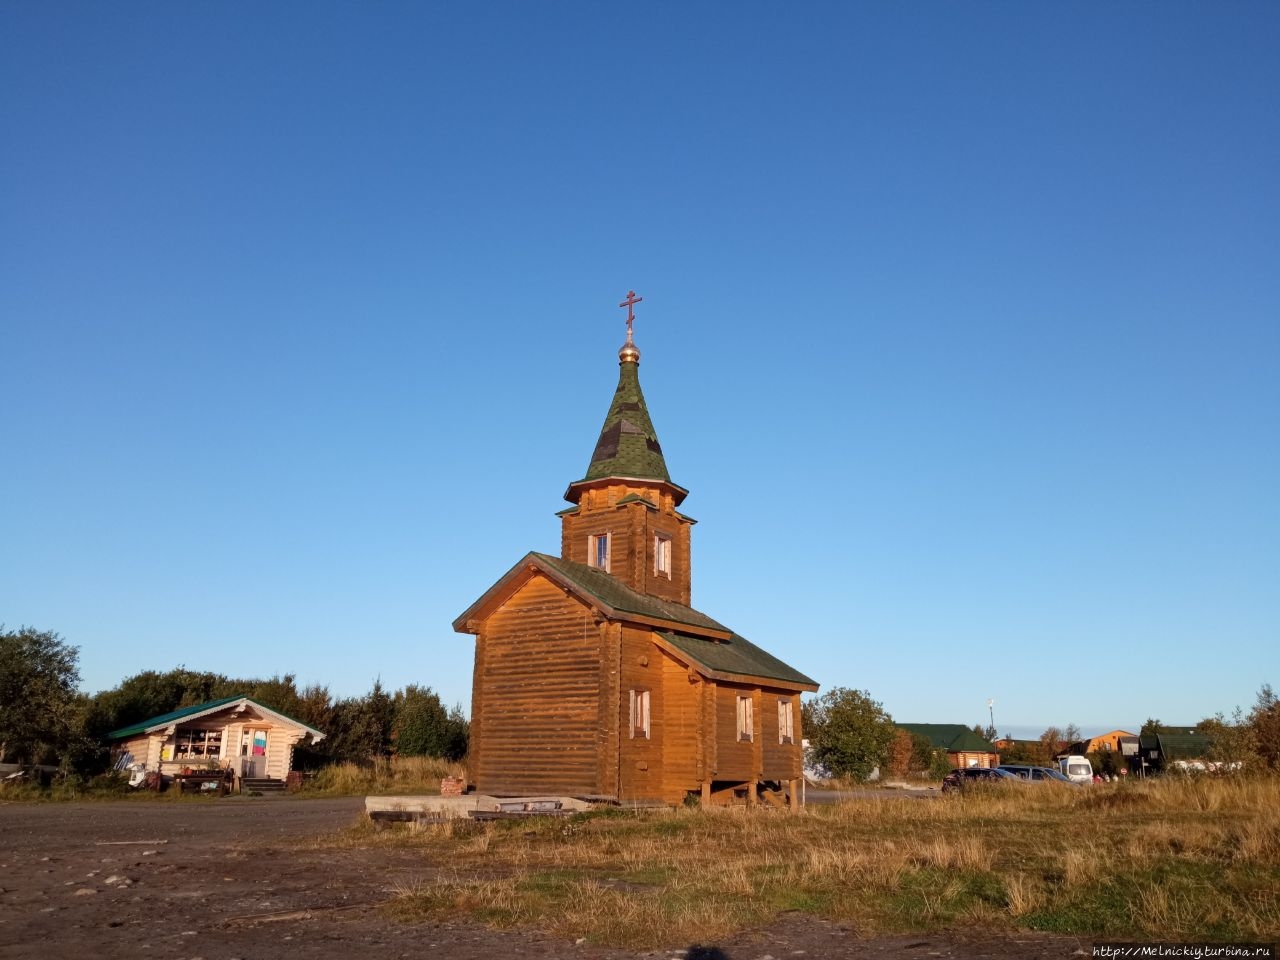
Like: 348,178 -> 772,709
997,764 -> 1079,785
941,767 -> 1021,794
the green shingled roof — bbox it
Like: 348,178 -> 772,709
614,493 -> 657,509
453,552 -> 817,690
106,696 -> 244,739
106,695 -> 324,741
897,723 -> 998,753
528,552 -> 730,634
1154,732 -> 1214,760
576,360 -> 672,486
655,631 -> 817,689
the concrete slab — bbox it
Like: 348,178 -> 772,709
363,794 -> 592,819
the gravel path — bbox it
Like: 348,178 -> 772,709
0,796 -> 1082,960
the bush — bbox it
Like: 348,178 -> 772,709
802,688 -> 896,782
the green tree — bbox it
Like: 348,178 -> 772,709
1141,717 -> 1164,735
326,680 -> 396,763
998,737 -> 1038,764
909,731 -> 937,774
1248,684 -> 1280,770
293,683 -> 335,734
1037,726 -> 1063,765
1089,750 -> 1119,778
928,747 -> 954,780
0,627 -> 82,764
393,685 -> 469,761
1197,709 -> 1256,771
83,668 -> 229,739
802,687 -> 895,782
235,674 -> 305,718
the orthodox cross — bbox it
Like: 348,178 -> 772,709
619,289 -> 643,342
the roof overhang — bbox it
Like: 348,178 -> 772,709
650,634 -> 820,693
452,553 -> 731,641
113,697 -> 325,743
562,475 -> 690,507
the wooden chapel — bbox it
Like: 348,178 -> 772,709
453,292 -> 818,807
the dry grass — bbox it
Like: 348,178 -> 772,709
306,756 -> 467,795
334,776 -> 1280,947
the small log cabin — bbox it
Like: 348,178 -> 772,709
454,296 -> 818,807
108,695 -> 325,787
897,724 -> 1000,770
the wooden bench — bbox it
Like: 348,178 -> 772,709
172,771 -> 232,796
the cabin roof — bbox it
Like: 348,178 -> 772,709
897,723 -> 998,753
107,696 -> 325,741
1141,731 -> 1214,760
654,631 -> 818,691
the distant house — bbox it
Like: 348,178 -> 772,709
108,696 -> 324,788
1084,729 -> 1137,754
1135,728 -> 1220,774
898,724 -> 999,769
1062,729 -> 1137,757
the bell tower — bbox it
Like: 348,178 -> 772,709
559,292 -> 695,605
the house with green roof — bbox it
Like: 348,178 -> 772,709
1136,727 -> 1229,774
897,723 -> 1001,770
108,696 -> 324,788
454,294 -> 818,807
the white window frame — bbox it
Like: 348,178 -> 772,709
736,695 -> 754,742
589,532 -> 610,572
654,533 -> 672,578
173,728 -> 223,760
778,698 -> 794,745
629,689 -> 650,739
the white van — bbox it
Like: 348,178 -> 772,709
1058,755 -> 1094,784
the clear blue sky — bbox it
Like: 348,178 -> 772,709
3,3 -> 1277,738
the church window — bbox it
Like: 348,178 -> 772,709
654,533 -> 672,577
629,689 -> 650,739
778,699 -> 794,744
589,533 -> 610,571
736,695 -> 754,742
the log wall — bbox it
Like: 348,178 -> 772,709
560,483 -> 692,604
760,691 -> 804,781
658,648 -> 703,803
712,684 -> 760,782
617,623 -> 661,802
470,575 -> 604,797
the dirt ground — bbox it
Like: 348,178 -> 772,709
0,796 -> 1087,960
